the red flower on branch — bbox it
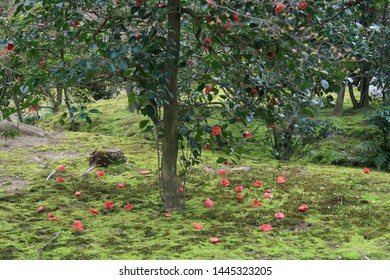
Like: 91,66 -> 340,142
211,125 -> 221,136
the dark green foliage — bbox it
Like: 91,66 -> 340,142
267,117 -> 337,160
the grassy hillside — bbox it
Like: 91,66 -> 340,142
0,95 -> 389,260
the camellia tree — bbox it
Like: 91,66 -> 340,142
2,0 -> 388,211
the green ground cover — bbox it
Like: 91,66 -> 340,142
0,96 -> 389,260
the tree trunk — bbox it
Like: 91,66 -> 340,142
125,81 -> 138,113
348,80 -> 359,108
12,93 -> 23,123
54,86 -> 63,113
359,61 -> 370,108
161,0 -> 183,212
332,82 -> 346,116
63,86 -> 76,131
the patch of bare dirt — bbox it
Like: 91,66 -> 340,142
0,178 -> 28,194
203,166 -> 252,174
0,130 -> 81,193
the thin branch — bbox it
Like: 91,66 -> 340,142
36,230 -> 62,260
79,163 -> 97,176
46,170 -> 57,181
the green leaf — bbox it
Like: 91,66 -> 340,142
70,107 -> 78,114
139,120 -> 149,129
89,109 -> 99,113
107,63 -> 116,73
118,60 -> 128,70
216,157 -> 226,164
86,115 -> 92,124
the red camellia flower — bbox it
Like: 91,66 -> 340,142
236,117 -> 241,122
187,59 -> 193,65
207,0 -> 214,7
363,167 -> 371,174
104,201 -> 114,209
298,204 -> 309,212
29,106 -> 39,112
210,237 -> 221,244
69,20 -> 80,28
235,186 -> 243,192
277,176 -> 287,184
136,0 -> 144,5
236,194 -> 244,199
205,85 -> 213,94
56,177 -> 64,183
252,199 -> 262,208
38,23 -> 46,28
5,43 -> 14,51
221,178 -> 230,187
178,187 -> 184,193
274,212 -> 285,219
224,160 -> 231,165
250,88 -> 258,96
47,212 -> 54,218
264,192 -> 273,199
164,213 -> 172,217
90,208 -> 99,215
204,198 -> 214,208
270,97 -> 280,108
232,13 -> 239,22
124,204 -> 133,210
74,191 -> 81,197
57,165 -> 65,171
265,49 -> 276,59
242,131 -> 252,138
211,125 -> 221,136
39,59 -> 46,68
133,33 -> 140,39
118,182 -> 125,188
259,224 -> 272,232
219,169 -> 226,176
50,217 -> 60,221
140,170 -> 151,175
73,220 -> 84,231
37,206 -> 45,213
268,123 -> 276,129
96,171 -> 105,177
298,0 -> 307,10
204,37 -> 211,45
193,222 -> 204,230
224,23 -> 233,30
204,145 -> 211,151
275,3 -> 287,14
253,180 -> 263,187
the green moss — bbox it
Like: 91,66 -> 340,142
1,97 -> 389,260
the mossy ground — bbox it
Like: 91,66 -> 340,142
0,95 -> 389,260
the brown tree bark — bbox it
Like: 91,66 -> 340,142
347,80 -> 359,108
332,82 -> 346,116
359,62 -> 370,108
124,81 -> 138,113
161,0 -> 183,211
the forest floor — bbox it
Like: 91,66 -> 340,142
0,96 -> 389,260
